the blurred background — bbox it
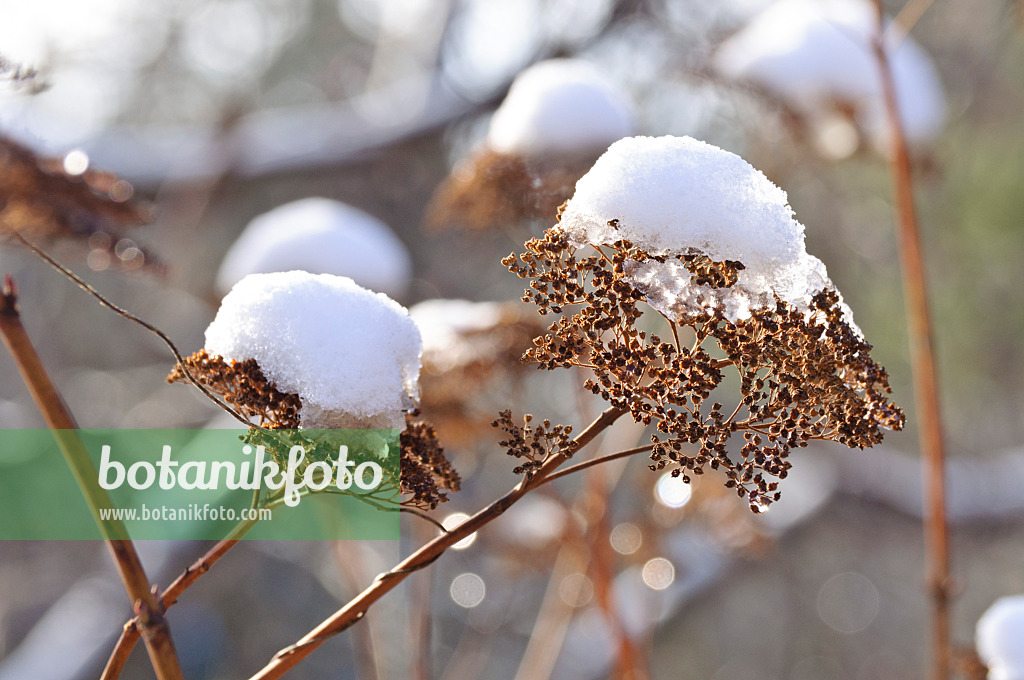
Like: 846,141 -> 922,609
1,0 -> 1023,678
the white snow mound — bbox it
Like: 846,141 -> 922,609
977,595 -> 1024,680
488,59 -> 635,157
205,271 -> 421,430
714,0 -> 945,147
559,135 -> 851,325
216,197 -> 412,299
410,299 -> 505,355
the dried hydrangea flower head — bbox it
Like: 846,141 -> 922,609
168,271 -> 459,509
0,135 -> 158,271
976,595 -> 1024,680
505,135 -> 903,512
216,198 -> 412,299
411,299 -> 544,446
426,59 -> 635,232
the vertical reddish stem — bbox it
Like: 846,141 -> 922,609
870,7 -> 952,680
0,276 -> 185,680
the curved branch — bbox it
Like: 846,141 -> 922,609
246,405 -> 628,680
11,232 -> 253,428
539,444 -> 655,486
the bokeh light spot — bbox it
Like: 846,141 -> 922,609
609,522 -> 642,554
450,572 -> 486,608
817,572 -> 879,634
641,557 -> 675,591
442,512 -> 476,550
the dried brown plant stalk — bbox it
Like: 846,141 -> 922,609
0,277 -> 185,680
102,521 -> 259,680
871,2 -> 952,678
504,229 -> 903,512
245,405 -> 628,680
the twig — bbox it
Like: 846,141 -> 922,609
11,231 -> 252,428
102,515 -> 261,679
870,5 -> 952,680
0,277 -> 184,680
539,444 -> 654,486
246,405 -> 628,680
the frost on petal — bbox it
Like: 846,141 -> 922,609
713,0 -> 945,149
558,135 -> 859,332
487,59 -> 635,158
204,271 -> 421,430
977,595 -> 1024,680
216,197 -> 412,299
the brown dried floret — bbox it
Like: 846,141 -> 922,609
0,135 -> 159,271
424,149 -> 592,233
680,251 -> 745,288
169,352 -> 461,509
400,414 -> 462,510
492,410 -> 576,478
504,226 -> 904,512
167,350 -> 302,429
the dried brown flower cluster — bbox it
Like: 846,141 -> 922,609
167,350 -> 303,429
0,135 -> 158,271
400,415 -> 462,510
168,350 -> 460,510
492,410 -> 576,478
419,303 -> 545,446
424,149 -> 592,233
504,227 -> 904,512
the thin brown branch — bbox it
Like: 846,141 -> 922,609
11,232 -> 252,428
540,444 -> 655,486
102,517 -> 259,679
0,277 -> 184,680
871,5 -> 952,680
246,405 -> 628,680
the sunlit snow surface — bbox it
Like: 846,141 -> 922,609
487,59 -> 635,157
977,595 -> 1024,680
216,197 -> 412,298
410,299 -> 503,347
559,135 -> 857,328
205,271 -> 421,429
714,0 -> 945,148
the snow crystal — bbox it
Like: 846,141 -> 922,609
714,0 -> 945,148
204,271 -> 421,430
487,59 -> 635,158
977,595 -> 1024,680
559,135 -> 848,324
216,197 -> 412,299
